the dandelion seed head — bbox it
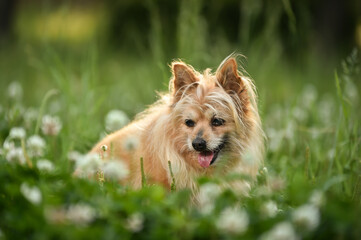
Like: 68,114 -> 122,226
24,108 -> 38,127
292,204 -> 320,232
125,212 -> 144,232
198,183 -> 222,214
37,159 -> 55,172
105,110 -> 129,132
20,183 -> 42,205
309,190 -> 325,207
292,107 -> 307,122
318,95 -> 334,124
75,153 -> 102,176
102,159 -> 129,181
284,120 -> 296,139
301,84 -> 317,108
66,203 -> 96,226
27,135 -> 46,157
68,151 -> 83,162
6,148 -> 26,165
8,81 -> 23,100
345,80 -> 359,104
9,127 -> 26,139
3,139 -> 15,152
216,207 -> 249,235
266,128 -> 283,152
41,115 -> 62,136
260,221 -> 298,240
261,201 -> 278,218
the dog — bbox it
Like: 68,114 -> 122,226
88,56 -> 264,195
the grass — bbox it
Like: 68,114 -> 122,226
0,2 -> 361,239
0,42 -> 360,239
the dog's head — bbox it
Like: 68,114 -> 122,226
169,57 -> 260,171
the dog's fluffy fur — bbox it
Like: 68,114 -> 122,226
89,56 -> 264,195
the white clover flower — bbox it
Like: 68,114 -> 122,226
9,127 -> 26,139
3,139 -> 15,152
8,81 -> 23,100
125,212 -> 144,232
74,153 -> 102,177
309,190 -> 325,207
198,183 -> 222,215
105,110 -> 129,132
27,135 -> 46,157
24,108 -> 38,127
20,183 -> 42,205
66,203 -> 96,226
292,107 -> 307,122
216,207 -> 249,235
345,80 -> 359,104
123,136 -> 139,151
41,115 -> 62,136
260,221 -> 298,240
68,151 -> 83,162
318,95 -> 334,124
6,148 -> 26,165
284,120 -> 296,139
261,201 -> 278,218
292,204 -> 320,232
301,84 -> 317,108
102,159 -> 129,181
36,159 -> 55,172
266,128 -> 283,152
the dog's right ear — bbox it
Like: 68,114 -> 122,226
171,62 -> 198,102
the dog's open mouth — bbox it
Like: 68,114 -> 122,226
197,143 -> 225,168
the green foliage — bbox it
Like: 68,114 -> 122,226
0,47 -> 360,239
0,1 -> 360,238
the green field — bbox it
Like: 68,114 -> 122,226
0,1 -> 360,239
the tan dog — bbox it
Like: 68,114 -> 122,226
89,56 -> 264,194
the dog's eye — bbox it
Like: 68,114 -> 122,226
185,119 -> 195,127
211,118 -> 225,127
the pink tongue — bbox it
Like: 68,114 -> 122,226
198,152 -> 214,168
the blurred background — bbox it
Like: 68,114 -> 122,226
0,0 -> 360,148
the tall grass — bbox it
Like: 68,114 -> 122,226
0,1 -> 360,239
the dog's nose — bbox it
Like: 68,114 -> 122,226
192,138 -> 207,152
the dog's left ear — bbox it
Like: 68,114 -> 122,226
172,62 -> 198,102
216,58 -> 245,96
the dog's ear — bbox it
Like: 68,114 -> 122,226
172,62 -> 198,101
216,58 -> 245,96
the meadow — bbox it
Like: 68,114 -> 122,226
0,1 -> 360,239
